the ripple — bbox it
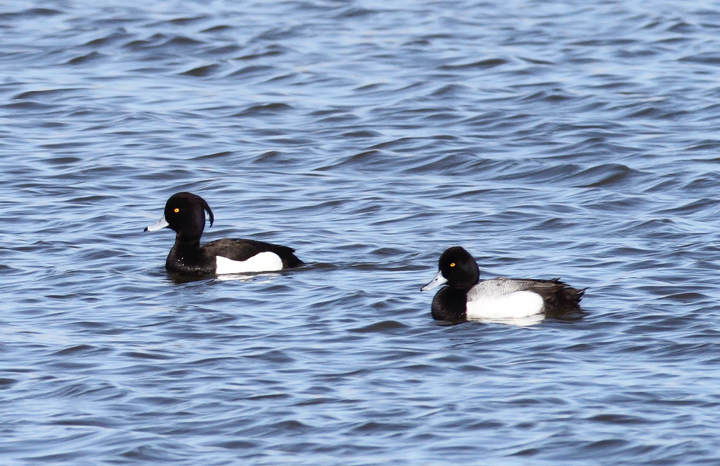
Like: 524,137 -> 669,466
180,64 -> 221,77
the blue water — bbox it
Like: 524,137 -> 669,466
2,0 -> 720,464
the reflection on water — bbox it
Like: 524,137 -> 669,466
215,272 -> 282,283
468,314 -> 546,327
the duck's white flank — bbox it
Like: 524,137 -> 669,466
215,252 -> 283,274
466,290 -> 544,319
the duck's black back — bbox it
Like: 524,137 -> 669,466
203,238 -> 303,268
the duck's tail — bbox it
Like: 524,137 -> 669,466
535,278 -> 586,319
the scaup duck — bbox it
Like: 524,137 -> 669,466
422,246 -> 584,322
145,192 -> 302,275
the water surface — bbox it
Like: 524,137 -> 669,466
2,0 -> 720,464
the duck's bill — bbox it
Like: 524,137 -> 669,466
144,216 -> 169,232
421,270 -> 447,291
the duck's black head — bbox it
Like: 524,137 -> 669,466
145,192 -> 214,243
437,246 -> 480,290
164,192 -> 214,240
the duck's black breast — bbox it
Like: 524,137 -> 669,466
166,241 -> 215,275
431,287 -> 469,322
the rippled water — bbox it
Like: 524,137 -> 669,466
3,0 -> 720,464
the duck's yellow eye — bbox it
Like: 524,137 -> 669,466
450,262 -> 456,267
174,208 -> 180,213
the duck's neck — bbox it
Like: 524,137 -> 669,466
175,232 -> 201,247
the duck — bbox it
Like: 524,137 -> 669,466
421,246 -> 584,322
145,192 -> 303,275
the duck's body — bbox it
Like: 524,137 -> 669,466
423,247 -> 584,322
146,192 -> 302,276
165,237 -> 301,275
